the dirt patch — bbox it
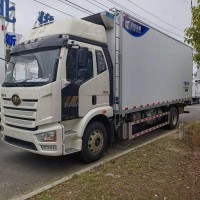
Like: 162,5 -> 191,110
30,128 -> 200,200
184,122 -> 200,150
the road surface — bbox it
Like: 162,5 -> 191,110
0,105 -> 199,200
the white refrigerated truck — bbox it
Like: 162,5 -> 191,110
1,10 -> 192,163
191,69 -> 200,104
191,78 -> 200,104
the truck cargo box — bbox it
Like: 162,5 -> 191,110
84,11 -> 193,114
107,12 -> 192,114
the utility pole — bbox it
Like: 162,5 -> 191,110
191,0 -> 193,8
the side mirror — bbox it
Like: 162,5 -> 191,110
78,48 -> 88,68
78,69 -> 87,80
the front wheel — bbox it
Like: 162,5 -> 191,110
167,106 -> 179,130
81,121 -> 107,163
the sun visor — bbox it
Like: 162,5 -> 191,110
83,11 -> 114,29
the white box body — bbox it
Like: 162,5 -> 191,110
106,12 -> 193,113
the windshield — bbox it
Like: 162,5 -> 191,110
3,49 -> 60,87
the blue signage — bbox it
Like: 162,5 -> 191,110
0,0 -> 16,23
6,33 -> 16,47
123,15 -> 149,37
38,11 -> 54,25
106,12 -> 114,20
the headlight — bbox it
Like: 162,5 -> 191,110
36,131 -> 57,142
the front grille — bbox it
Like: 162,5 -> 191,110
4,108 -> 35,118
4,136 -> 37,151
6,124 -> 38,131
4,116 -> 35,127
2,98 -> 38,129
3,100 -> 36,107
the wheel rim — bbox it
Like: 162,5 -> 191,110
172,110 -> 178,126
88,130 -> 104,156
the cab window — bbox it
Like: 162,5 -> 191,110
96,50 -> 107,74
66,48 -> 93,83
66,48 -> 77,81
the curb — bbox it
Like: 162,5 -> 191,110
10,130 -> 177,200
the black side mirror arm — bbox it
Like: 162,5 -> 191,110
0,57 -> 15,66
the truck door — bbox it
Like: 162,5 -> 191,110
62,47 -> 110,120
78,49 -> 97,117
95,50 -> 110,108
62,47 -> 96,120
79,49 -> 110,116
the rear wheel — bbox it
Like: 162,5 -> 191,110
81,121 -> 107,163
167,106 -> 179,130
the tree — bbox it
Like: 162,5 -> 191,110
185,0 -> 200,67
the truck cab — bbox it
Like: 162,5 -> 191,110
1,17 -> 113,163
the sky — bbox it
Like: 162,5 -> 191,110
6,0 -> 197,43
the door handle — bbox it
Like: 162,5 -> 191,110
92,95 -> 97,105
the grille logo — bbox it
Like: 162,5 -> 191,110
12,95 -> 21,106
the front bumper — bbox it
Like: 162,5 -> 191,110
1,122 -> 64,156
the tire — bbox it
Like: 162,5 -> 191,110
81,121 -> 107,163
167,106 -> 179,130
